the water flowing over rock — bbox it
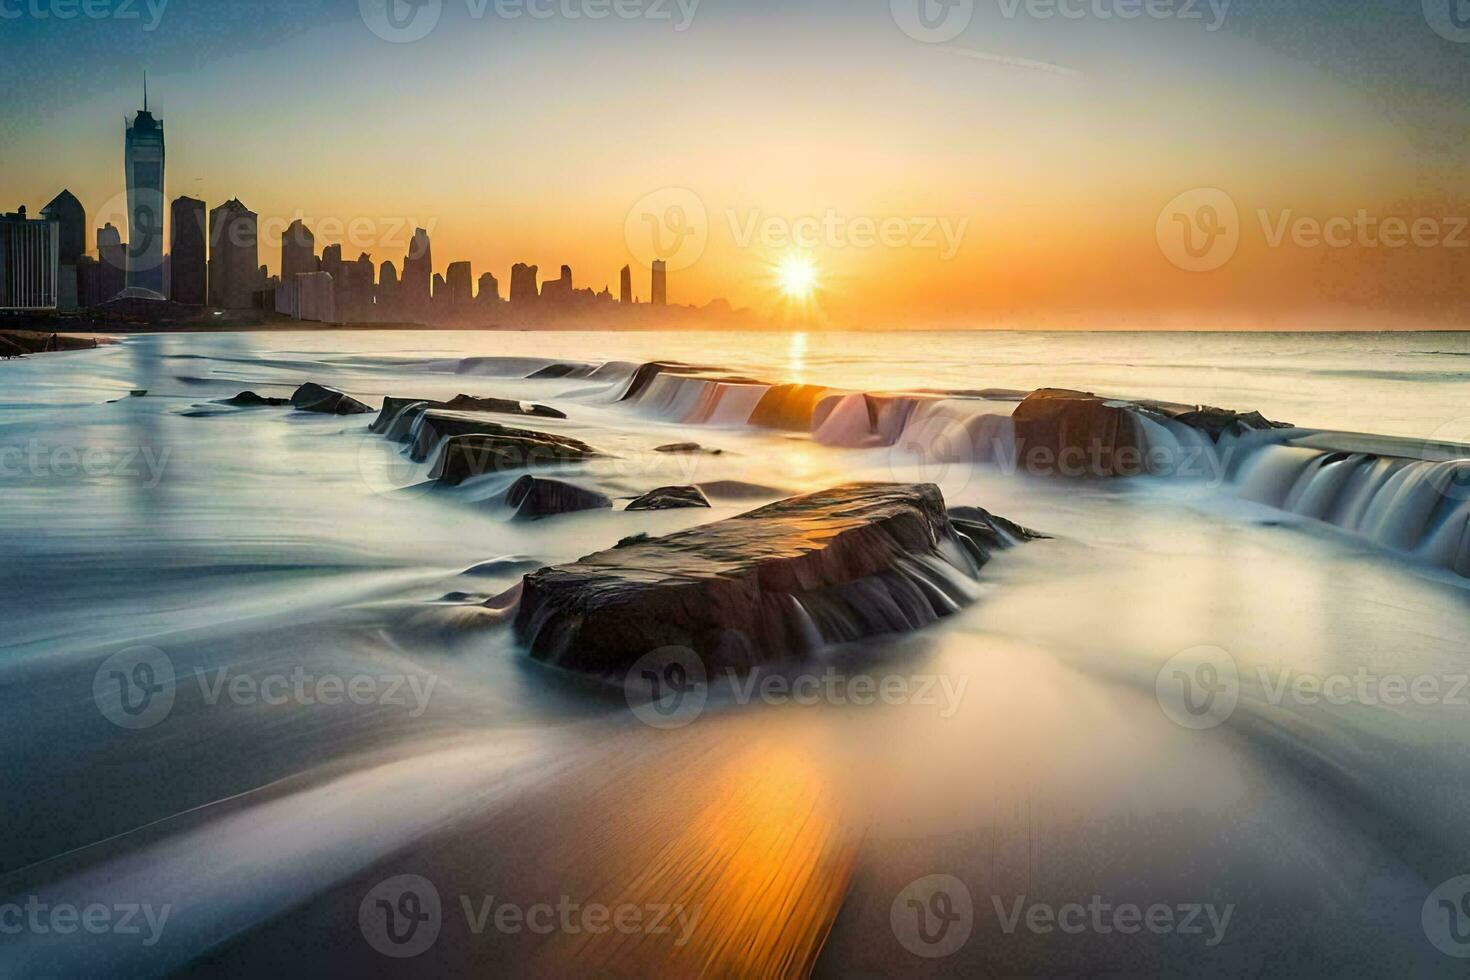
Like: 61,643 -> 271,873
625,485 -> 711,511
514,483 -> 1034,675
406,410 -> 589,462
427,426 -> 600,486
748,383 -> 834,431
371,393 -> 565,438
289,382 -> 372,415
502,475 -> 611,520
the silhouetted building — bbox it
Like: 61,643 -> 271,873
169,196 -> 206,305
620,264 -> 632,305
651,259 -> 667,306
477,271 -> 499,304
509,263 -> 538,305
402,227 -> 432,319
540,264 -> 572,304
0,207 -> 59,310
447,261 -> 472,308
208,198 -> 258,309
296,271 -> 335,323
42,190 -> 85,310
96,222 -> 127,303
378,260 -> 399,318
432,272 -> 447,310
76,255 -> 99,307
124,78 -> 166,294
353,253 -> 376,321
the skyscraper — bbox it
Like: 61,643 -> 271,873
42,190 -> 85,310
169,196 -> 206,305
509,263 -> 538,305
208,198 -> 257,309
478,271 -> 500,304
96,222 -> 127,303
651,259 -> 667,306
446,261 -> 473,308
619,264 -> 632,305
124,76 -> 165,294
401,227 -> 432,318
0,207 -> 59,311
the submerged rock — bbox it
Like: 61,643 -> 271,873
428,425 -> 600,485
290,382 -> 372,415
514,482 -> 1034,675
372,394 -> 565,436
625,485 -> 711,511
408,409 -> 591,462
219,390 -> 291,407
503,475 -> 612,520
654,442 -> 722,455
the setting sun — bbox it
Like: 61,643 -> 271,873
776,255 -> 818,300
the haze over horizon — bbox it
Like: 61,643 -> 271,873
3,0 -> 1469,328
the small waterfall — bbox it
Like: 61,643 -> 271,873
1233,439 -> 1470,578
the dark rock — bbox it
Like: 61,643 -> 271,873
514,482 -> 1033,675
428,425 -> 600,485
129,389 -> 147,397
409,410 -> 593,462
503,475 -> 611,520
219,390 -> 291,407
372,393 -> 565,436
291,382 -> 372,415
625,485 -> 712,511
1164,406 -> 1291,440
1011,388 -> 1148,477
654,442 -> 722,455
697,480 -> 791,500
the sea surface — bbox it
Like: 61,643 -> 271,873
1,329 -> 1468,977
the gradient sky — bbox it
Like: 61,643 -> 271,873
3,0 -> 1469,327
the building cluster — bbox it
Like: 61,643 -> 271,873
2,83 -> 678,325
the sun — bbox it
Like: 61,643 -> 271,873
776,254 -> 818,300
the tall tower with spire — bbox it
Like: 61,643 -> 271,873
124,72 -> 166,294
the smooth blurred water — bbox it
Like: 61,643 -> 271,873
1,329 -> 1467,977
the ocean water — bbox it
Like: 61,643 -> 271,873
1,329 -> 1468,977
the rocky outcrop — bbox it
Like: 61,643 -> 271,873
625,485 -> 711,511
290,382 -> 372,415
514,482 -> 1034,675
503,475 -> 611,520
408,410 -> 591,463
1159,405 -> 1290,441
220,391 -> 291,407
371,394 -> 565,436
655,442 -> 722,455
428,425 -> 600,485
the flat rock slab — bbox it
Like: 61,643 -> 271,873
515,482 -> 1030,676
291,382 -> 372,415
429,426 -> 600,485
408,409 -> 587,462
